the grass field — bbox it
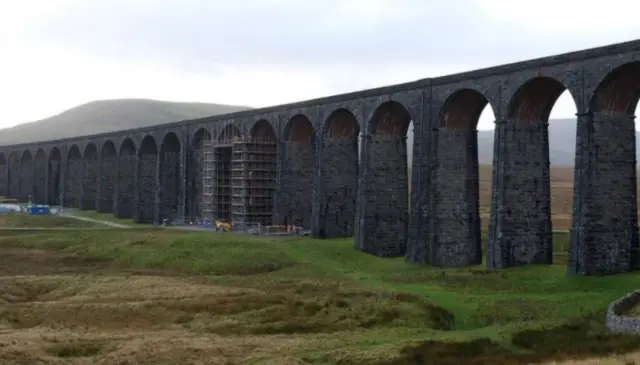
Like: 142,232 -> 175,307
1,223 -> 640,364
0,212 -> 104,229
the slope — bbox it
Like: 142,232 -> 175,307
0,99 -> 253,145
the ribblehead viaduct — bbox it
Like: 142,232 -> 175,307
2,40 -> 640,276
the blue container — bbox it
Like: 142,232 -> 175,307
27,205 -> 50,215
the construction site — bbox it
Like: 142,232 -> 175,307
190,127 -> 304,236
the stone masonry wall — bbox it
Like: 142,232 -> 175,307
434,129 -> 482,266
19,159 -> 34,202
137,154 -> 157,224
34,156 -> 47,204
98,154 -> 117,213
64,158 -> 83,208
487,121 -> 552,269
355,135 -> 409,257
82,154 -> 99,210
569,112 -> 639,275
606,290 -> 640,334
188,147 -> 207,219
116,154 -> 136,218
318,138 -> 358,237
8,159 -> 19,198
0,163 -> 7,197
159,151 -> 180,220
48,161 -> 61,205
278,142 -> 314,228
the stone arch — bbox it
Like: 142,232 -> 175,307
425,89 -> 495,266
243,120 -> 278,226
137,135 -> 158,223
218,123 -> 242,143
98,141 -> 117,213
506,77 -> 573,122
369,101 -> 412,136
187,128 -> 212,219
284,114 -> 315,142
34,149 -> 47,204
64,145 -> 82,207
487,77 -> 578,269
116,138 -> 137,219
277,114 -> 316,230
250,119 -> 277,140
316,108 -> 360,238
159,132 -> 181,221
0,153 -> 6,198
7,151 -> 20,199
19,150 -> 34,202
567,61 -> 640,275
440,89 -> 492,129
355,100 -> 412,257
591,61 -> 640,115
48,147 -> 62,206
82,143 -> 99,210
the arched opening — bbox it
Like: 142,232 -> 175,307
187,128 -> 211,220
64,145 -> 82,208
98,141 -> 117,213
7,152 -> 20,199
82,143 -> 99,210
226,119 -> 280,229
489,76 -> 576,269
19,150 -> 34,202
418,89 -> 495,266
137,135 -> 158,224
279,114 -> 315,230
0,153 -> 7,198
318,108 -> 360,238
356,101 -> 412,257
34,149 -> 47,204
209,124 -> 241,223
116,138 -> 137,219
569,61 -> 640,275
159,132 -> 181,222
48,147 -> 62,206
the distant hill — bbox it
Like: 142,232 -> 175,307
407,118 -> 640,167
0,99 -> 253,145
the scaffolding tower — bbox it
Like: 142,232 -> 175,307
201,139 -> 216,222
230,137 -> 277,230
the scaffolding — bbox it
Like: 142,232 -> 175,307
230,137 -> 277,231
200,133 -> 277,232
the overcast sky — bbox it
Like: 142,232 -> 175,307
1,0 -> 639,131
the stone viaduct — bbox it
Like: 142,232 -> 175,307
1,39 -> 640,276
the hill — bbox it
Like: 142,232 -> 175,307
0,99 -> 253,145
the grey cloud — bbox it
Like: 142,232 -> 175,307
22,0 -> 588,74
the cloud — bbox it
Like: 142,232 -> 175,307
1,0 -> 640,129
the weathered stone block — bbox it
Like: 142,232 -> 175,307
317,138 -> 358,237
354,135 -> 409,258
137,154 -> 157,224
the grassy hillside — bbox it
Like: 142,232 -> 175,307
0,99 -> 252,145
1,227 -> 639,364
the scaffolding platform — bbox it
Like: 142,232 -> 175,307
200,136 -> 277,231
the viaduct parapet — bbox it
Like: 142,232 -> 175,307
2,40 -> 640,276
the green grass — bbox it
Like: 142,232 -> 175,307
0,228 -> 638,364
0,212 -> 105,228
68,210 -> 148,227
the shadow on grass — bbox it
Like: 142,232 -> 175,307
373,315 -> 640,365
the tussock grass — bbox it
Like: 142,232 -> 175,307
0,220 -> 638,364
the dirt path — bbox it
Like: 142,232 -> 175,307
55,210 -> 131,228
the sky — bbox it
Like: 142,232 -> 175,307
1,0 -> 640,131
